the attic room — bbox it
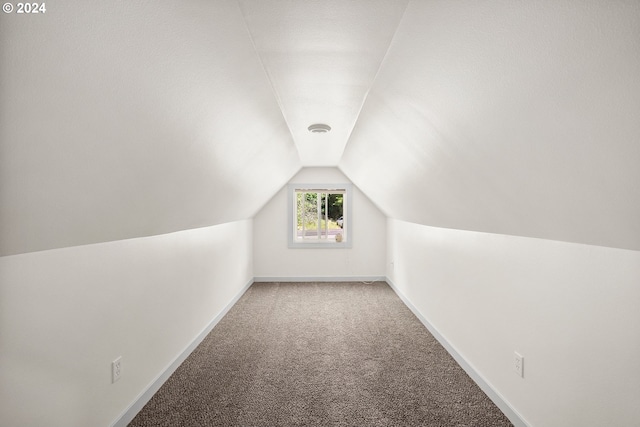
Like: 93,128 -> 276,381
0,1 -> 638,426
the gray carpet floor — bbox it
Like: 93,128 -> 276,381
129,281 -> 513,426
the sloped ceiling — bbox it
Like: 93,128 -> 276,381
341,1 -> 640,251
1,0 -> 639,256
238,0 -> 408,166
0,1 -> 300,256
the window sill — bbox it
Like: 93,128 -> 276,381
288,240 -> 352,249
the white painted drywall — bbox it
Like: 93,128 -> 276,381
0,220 -> 253,427
239,0 -> 408,166
342,0 -> 640,251
253,168 -> 386,280
0,0 -> 299,256
387,219 -> 640,427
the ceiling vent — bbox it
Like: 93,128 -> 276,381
308,123 -> 331,133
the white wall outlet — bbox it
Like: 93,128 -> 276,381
112,356 -> 122,383
514,352 -> 524,378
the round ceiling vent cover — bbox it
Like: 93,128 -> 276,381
308,123 -> 331,133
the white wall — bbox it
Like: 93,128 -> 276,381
254,168 -> 386,280
387,219 -> 640,427
0,220 -> 253,427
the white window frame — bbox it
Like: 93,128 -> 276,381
287,183 -> 352,249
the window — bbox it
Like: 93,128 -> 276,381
288,183 -> 352,248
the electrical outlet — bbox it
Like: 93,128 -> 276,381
514,352 -> 524,378
112,357 -> 122,383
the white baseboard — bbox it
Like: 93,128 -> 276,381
253,276 -> 386,283
110,278 -> 254,427
384,277 -> 530,427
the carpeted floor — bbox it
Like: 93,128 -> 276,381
129,281 -> 513,426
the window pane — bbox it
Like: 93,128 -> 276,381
296,192 -> 319,239
289,184 -> 351,248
